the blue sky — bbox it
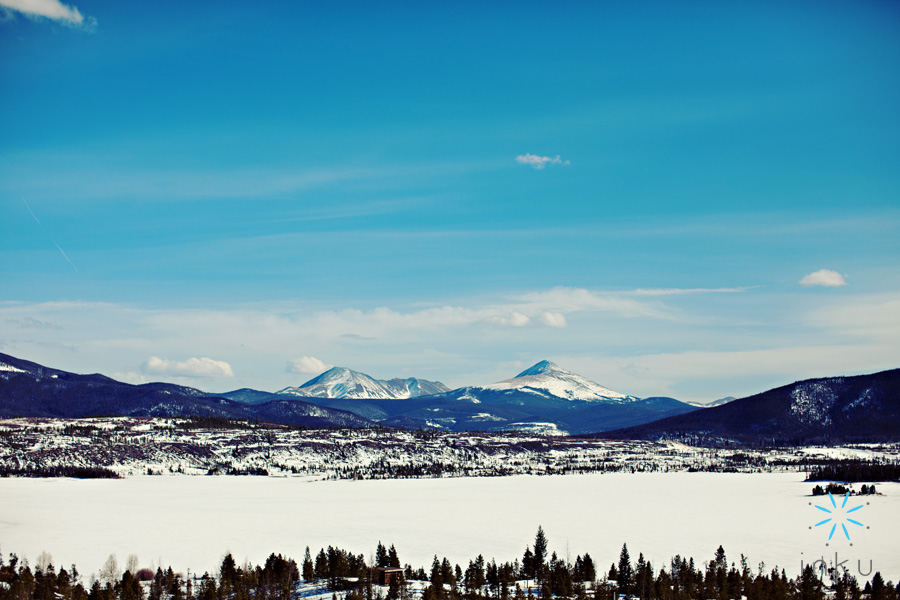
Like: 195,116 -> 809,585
2,0 -> 899,401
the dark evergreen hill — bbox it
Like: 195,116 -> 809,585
596,369 -> 900,445
0,352 -> 375,429
220,388 -> 281,405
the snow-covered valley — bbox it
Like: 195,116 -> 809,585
1,417 -> 899,583
1,472 -> 898,586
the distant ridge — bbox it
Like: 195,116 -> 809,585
597,369 -> 900,445
0,352 -> 374,429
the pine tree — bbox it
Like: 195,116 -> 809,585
534,527 -> 548,588
617,544 -> 633,597
581,554 -> 596,584
871,573 -> 886,600
534,527 -> 548,570
431,557 -> 444,600
303,548 -> 315,582
522,549 -> 535,582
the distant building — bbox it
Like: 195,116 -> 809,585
373,567 -> 404,586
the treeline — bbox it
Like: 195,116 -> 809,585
0,553 -> 299,600
2,529 -> 899,600
0,465 -> 121,479
805,459 -> 900,483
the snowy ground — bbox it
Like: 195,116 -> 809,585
4,417 -> 898,480
1,472 -> 898,584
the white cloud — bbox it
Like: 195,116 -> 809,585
7,287 -> 898,398
632,287 -> 751,296
142,356 -> 235,378
799,269 -> 847,287
0,0 -> 92,26
486,312 -> 531,327
516,287 -> 677,320
515,154 -> 570,169
539,312 -> 567,328
286,356 -> 331,375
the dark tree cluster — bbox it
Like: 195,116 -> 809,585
0,465 -> 121,479
811,483 -> 877,496
805,459 -> 900,483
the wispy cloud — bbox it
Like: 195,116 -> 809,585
516,287 -> 677,320
6,317 -> 63,330
0,0 -> 95,28
22,198 -> 78,272
632,287 -> 752,296
142,356 -> 235,378
515,154 -> 570,169
286,356 -> 331,376
799,269 -> 847,287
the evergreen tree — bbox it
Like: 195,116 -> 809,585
534,528 -> 548,570
522,549 -> 535,582
376,544 -> 388,569
617,545 -> 633,597
798,564 -> 824,600
581,554 -> 596,584
534,528 -> 548,589
303,548 -> 315,582
431,557 -> 444,600
871,573 -> 886,600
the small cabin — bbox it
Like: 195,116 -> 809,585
373,567 -> 404,586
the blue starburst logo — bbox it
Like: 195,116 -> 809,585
809,492 -> 867,544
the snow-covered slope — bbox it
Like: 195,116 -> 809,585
483,360 -> 639,403
278,367 -> 449,400
687,396 -> 736,408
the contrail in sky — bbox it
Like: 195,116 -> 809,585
23,197 -> 42,225
22,197 -> 78,273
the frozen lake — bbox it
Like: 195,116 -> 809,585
2,472 -> 897,581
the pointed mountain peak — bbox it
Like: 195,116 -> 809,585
515,360 -> 564,378
486,360 -> 638,403
313,366 -> 353,379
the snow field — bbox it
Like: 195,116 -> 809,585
1,472 -> 898,584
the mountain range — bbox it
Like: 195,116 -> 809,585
3,351 -> 898,442
0,352 -> 373,429
216,359 -> 698,434
1,353 -> 696,434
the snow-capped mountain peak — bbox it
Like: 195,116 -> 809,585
514,360 -> 564,378
277,367 -> 449,400
484,360 -> 638,403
